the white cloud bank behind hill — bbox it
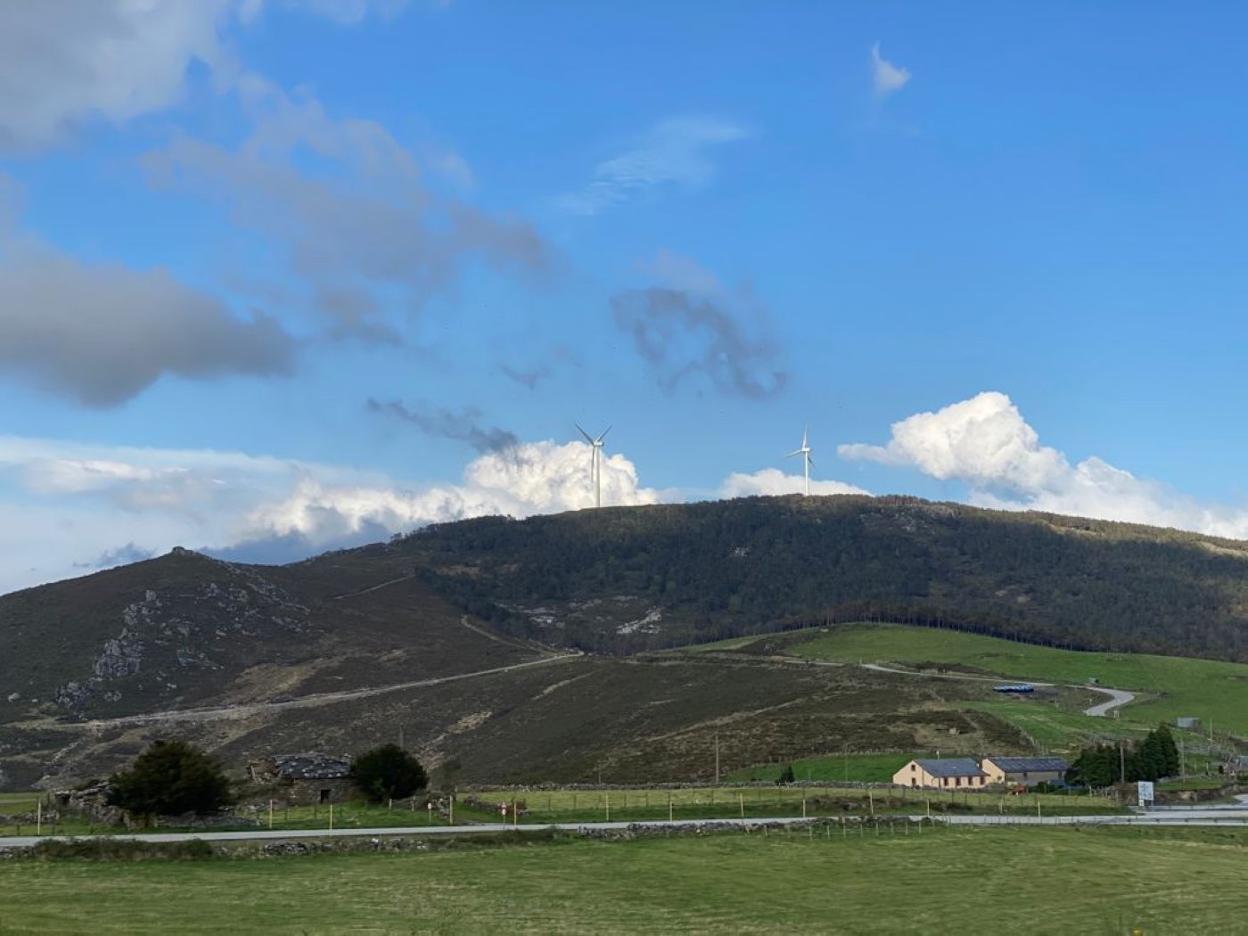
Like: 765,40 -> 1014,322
10,389 -> 1248,597
840,390 -> 1248,539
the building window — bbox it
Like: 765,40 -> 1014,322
319,789 -> 331,803
911,763 -> 916,771
955,777 -> 962,787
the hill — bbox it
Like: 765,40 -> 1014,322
396,495 -> 1248,661
7,493 -> 1248,789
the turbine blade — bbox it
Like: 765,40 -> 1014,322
575,423 -> 595,444
786,449 -> 803,458
596,425 -> 612,444
807,454 -> 815,468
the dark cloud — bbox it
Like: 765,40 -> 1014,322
204,522 -> 394,566
366,398 -> 519,453
0,238 -> 296,407
144,79 -> 551,342
610,287 -> 787,399
498,363 -> 551,391
75,542 -> 154,570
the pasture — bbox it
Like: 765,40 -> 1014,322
0,826 -> 1243,933
788,624 -> 1248,736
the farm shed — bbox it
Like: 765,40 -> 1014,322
980,756 -> 1069,787
249,753 -> 353,805
892,758 -> 987,790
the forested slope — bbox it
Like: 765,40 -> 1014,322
396,495 -> 1248,660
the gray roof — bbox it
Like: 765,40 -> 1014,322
985,756 -> 1069,773
272,752 -> 352,780
915,758 -> 985,778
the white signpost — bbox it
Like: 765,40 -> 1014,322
1137,780 -> 1155,808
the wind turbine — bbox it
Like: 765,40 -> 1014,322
576,424 -> 611,508
787,426 -> 813,496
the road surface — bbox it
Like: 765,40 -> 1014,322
5,807 -> 1248,850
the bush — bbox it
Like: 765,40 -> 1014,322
350,745 -> 428,803
107,740 -> 232,819
777,764 -> 796,785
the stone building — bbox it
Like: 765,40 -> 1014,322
249,752 -> 354,804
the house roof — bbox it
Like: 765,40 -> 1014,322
272,752 -> 352,780
984,756 -> 1069,773
914,758 -> 985,778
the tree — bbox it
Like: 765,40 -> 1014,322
107,740 -> 231,818
350,744 -> 428,802
777,764 -> 796,785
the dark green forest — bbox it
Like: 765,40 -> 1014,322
395,495 -> 1248,661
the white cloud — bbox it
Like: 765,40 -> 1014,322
559,117 -> 750,216
249,441 -> 660,542
840,391 -> 1248,538
838,392 -> 1068,492
719,469 -> 869,499
871,42 -> 911,98
0,435 -> 660,595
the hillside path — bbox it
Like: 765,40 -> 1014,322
855,662 -> 1136,717
36,653 -> 582,732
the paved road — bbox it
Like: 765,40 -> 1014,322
6,809 -> 1248,850
1082,686 -> 1136,717
859,662 -> 1135,718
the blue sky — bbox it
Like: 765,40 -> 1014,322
4,1 -> 1248,593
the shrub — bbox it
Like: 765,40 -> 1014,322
107,740 -> 231,819
777,764 -> 796,785
350,745 -> 428,803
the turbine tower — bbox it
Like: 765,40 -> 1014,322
787,426 -> 813,496
576,424 -> 611,508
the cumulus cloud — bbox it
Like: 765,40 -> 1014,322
366,398 -> 519,453
0,434 -> 660,595
144,76 -> 549,341
611,254 -> 787,399
247,441 -> 660,544
718,469 -> 869,499
840,391 -> 1248,538
871,42 -> 911,97
0,232 -> 296,406
559,117 -> 750,216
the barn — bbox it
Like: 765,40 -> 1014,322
980,756 -> 1069,787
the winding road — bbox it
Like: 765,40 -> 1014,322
858,662 -> 1136,717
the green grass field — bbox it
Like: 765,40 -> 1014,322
725,751 -> 920,783
789,624 -> 1248,736
0,826 -> 1243,934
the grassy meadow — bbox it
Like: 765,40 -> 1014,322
788,624 -> 1248,736
1,826 -> 1244,934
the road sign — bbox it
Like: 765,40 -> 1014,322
1137,781 -> 1155,806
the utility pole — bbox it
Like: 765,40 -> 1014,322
1119,740 -> 1126,785
714,732 -> 720,785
